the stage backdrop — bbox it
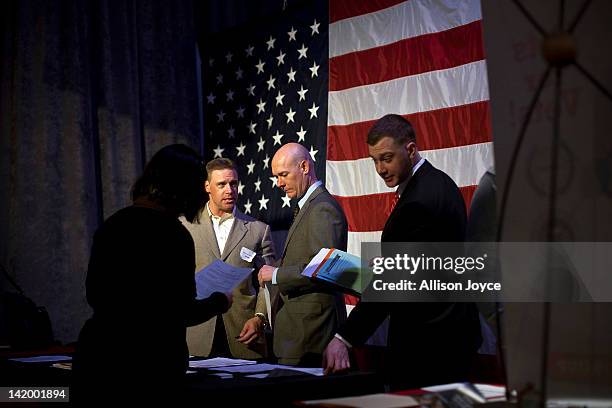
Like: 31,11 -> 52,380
198,0 -> 493,257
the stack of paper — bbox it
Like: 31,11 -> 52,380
302,248 -> 365,295
301,393 -> 419,407
210,363 -> 323,377
10,355 -> 72,363
188,357 -> 257,369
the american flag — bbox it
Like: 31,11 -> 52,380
200,0 -> 328,231
201,0 -> 493,255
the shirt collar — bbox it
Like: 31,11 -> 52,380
396,157 -> 425,197
206,202 -> 235,222
298,180 -> 323,209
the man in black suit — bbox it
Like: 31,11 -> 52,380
322,114 -> 482,389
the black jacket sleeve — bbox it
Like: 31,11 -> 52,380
185,292 -> 230,327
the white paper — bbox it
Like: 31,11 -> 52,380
245,373 -> 269,379
422,382 -> 486,403
195,259 -> 253,300
264,284 -> 273,330
287,366 -> 324,376
302,248 -> 330,278
474,383 -> 506,400
303,393 -> 418,407
302,247 -> 363,294
422,382 -> 466,392
188,357 -> 256,369
10,355 -> 72,363
211,372 -> 234,379
210,363 -> 281,373
211,363 -> 324,376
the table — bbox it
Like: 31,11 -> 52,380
1,353 -> 384,406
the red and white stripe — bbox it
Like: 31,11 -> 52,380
327,0 -> 493,256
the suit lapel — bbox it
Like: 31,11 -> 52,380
383,160 -> 432,235
281,185 -> 324,258
221,212 -> 248,261
199,207 -> 222,259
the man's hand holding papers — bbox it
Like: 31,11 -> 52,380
257,265 -> 275,287
301,248 -> 364,295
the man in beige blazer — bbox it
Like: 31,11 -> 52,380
259,143 -> 348,366
180,158 -> 275,359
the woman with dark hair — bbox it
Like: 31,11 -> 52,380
73,144 -> 231,401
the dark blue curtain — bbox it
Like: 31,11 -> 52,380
0,0 -> 201,343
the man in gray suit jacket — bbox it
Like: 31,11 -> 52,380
259,143 -> 348,366
180,158 -> 276,359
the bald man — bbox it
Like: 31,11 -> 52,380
259,143 -> 348,366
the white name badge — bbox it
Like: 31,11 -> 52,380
240,247 -> 256,262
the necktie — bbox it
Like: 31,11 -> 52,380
388,192 -> 400,216
292,205 -> 300,224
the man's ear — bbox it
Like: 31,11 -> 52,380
300,159 -> 309,174
204,180 -> 211,194
405,141 -> 417,159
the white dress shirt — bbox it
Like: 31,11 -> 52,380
272,180 -> 323,284
207,202 -> 235,255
